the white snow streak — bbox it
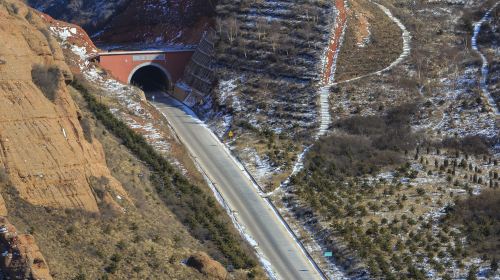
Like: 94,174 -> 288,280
333,1 -> 411,85
471,2 -> 500,116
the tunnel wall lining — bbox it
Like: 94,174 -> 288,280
127,62 -> 173,87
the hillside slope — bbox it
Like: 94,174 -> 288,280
0,1 -> 260,279
196,0 -> 335,190
0,0 -> 126,214
28,0 -> 215,44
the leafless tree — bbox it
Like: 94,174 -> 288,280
256,18 -> 267,41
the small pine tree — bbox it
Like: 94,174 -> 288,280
491,258 -> 498,273
72,273 -> 86,280
467,265 -> 478,280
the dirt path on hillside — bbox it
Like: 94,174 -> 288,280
318,0 -> 348,137
322,0 -> 348,85
267,2 -> 352,278
472,2 -> 500,116
332,1 -> 411,85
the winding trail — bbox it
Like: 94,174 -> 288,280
471,2 -> 499,116
318,0 -> 348,137
257,1 -> 413,278
319,1 -> 411,136
273,1 -> 412,276
322,0 -> 348,86
332,1 -> 411,86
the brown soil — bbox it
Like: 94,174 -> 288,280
0,86 -> 211,279
324,0 -> 348,84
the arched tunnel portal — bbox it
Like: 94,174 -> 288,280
129,63 -> 171,94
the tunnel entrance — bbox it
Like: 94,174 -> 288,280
130,65 -> 170,92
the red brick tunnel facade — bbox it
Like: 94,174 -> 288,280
97,50 -> 195,90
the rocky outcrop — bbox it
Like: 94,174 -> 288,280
186,252 -> 228,280
0,217 -> 52,280
27,0 -> 215,44
27,0 -> 131,34
0,0 -> 127,213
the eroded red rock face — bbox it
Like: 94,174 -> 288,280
0,217 -> 52,280
95,0 -> 215,44
0,0 -> 128,213
28,0 -> 215,45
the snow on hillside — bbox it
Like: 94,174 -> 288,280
47,19 -> 189,173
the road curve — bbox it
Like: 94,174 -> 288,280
150,93 -> 324,280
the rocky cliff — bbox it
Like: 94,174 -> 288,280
0,217 -> 52,280
0,0 -> 127,213
28,0 -> 216,44
0,1 -> 260,279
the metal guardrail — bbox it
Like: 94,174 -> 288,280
151,92 -> 329,279
231,155 -> 329,280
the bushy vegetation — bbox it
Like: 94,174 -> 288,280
72,80 -> 256,269
78,115 -> 93,143
31,64 -> 61,102
303,134 -> 403,178
301,103 -> 419,179
288,100 -> 500,278
441,136 -> 491,156
337,103 -> 420,150
0,166 -> 7,183
445,189 -> 500,260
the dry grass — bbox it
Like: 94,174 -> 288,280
289,0 -> 500,277
231,128 -> 300,191
2,88 -> 205,279
335,0 -> 402,81
446,189 -> 500,260
0,87 -> 266,280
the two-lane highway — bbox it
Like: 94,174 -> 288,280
150,93 -> 324,280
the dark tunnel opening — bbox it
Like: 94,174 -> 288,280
130,65 -> 170,92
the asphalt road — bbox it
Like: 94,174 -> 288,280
150,93 -> 324,280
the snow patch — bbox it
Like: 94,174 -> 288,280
471,2 -> 500,116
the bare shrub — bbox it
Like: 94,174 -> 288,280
336,103 -> 420,152
442,136 -> 491,155
446,189 -> 500,259
79,117 -> 93,143
0,166 -> 7,183
305,134 -> 403,178
89,176 -> 109,200
31,64 -> 61,102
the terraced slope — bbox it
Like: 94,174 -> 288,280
197,1 -> 334,189
208,0 -> 334,138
